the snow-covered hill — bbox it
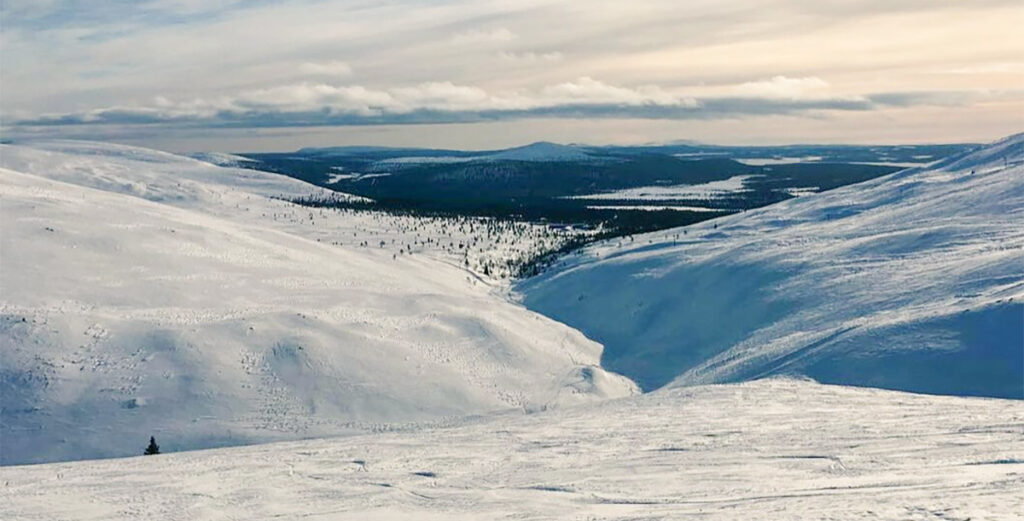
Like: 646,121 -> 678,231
482,141 -> 594,162
519,134 -> 1024,398
0,141 -> 636,465
188,151 -> 259,167
4,379 -> 1022,520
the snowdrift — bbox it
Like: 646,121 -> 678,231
519,134 -> 1024,398
0,141 -> 636,465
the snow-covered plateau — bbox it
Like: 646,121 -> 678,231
519,134 -> 1024,397
2,379 -> 1022,520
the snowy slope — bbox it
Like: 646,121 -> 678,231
519,134 -> 1024,398
3,379 -> 1022,520
0,141 -> 636,465
188,151 -> 258,167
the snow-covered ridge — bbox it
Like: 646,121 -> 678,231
189,151 -> 258,167
482,141 -> 593,162
519,133 -> 1024,398
0,140 -> 637,465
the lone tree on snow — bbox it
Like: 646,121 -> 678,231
144,436 -> 160,456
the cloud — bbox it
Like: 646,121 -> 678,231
12,77 -> 996,130
939,62 -> 1024,75
450,28 -> 517,45
3,0 -> 1021,147
499,51 -> 563,63
540,77 -> 692,107
298,61 -> 353,77
732,76 -> 831,99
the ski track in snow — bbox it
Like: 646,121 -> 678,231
2,379 -> 1022,520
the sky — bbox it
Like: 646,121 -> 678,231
1,0 -> 1022,152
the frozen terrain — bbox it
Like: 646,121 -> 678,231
519,134 -> 1024,397
571,174 -> 752,201
3,379 -> 1022,520
0,141 -> 635,465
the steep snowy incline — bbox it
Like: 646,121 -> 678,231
4,379 -> 1022,520
0,141 -> 636,465
518,134 -> 1024,398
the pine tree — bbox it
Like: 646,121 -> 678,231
144,436 -> 160,456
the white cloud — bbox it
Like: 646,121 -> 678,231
232,83 -> 395,115
298,61 -> 353,77
499,51 -> 563,62
940,62 -> 1024,75
451,27 -> 517,45
541,77 -> 695,107
732,76 -> 830,99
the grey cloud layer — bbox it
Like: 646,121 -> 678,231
11,78 -> 997,128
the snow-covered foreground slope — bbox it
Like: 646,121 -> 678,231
0,141 -> 636,465
3,379 -> 1022,520
519,134 -> 1024,398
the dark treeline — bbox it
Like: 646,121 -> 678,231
283,192 -> 719,278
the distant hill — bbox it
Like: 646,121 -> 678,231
483,142 -> 595,162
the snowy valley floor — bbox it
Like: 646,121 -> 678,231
3,379 -> 1022,520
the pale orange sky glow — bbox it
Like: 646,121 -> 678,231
2,0 -> 1021,150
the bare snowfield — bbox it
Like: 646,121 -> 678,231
0,140 -> 634,465
2,379 -> 1022,520
570,175 -> 753,201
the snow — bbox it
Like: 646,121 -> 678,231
0,140 -> 636,465
780,186 -> 819,197
519,133 -> 1024,397
326,172 -> 357,183
375,156 -> 473,165
482,141 -> 593,162
571,175 -> 752,201
735,156 -> 824,165
351,172 -> 391,181
3,379 -> 1022,520
189,152 -> 257,167
734,156 -> 931,168
586,205 -> 729,212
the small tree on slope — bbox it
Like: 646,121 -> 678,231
144,436 -> 160,456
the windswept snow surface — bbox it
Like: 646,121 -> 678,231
188,151 -> 258,167
3,379 -> 1022,520
0,140 -> 636,465
519,134 -> 1024,397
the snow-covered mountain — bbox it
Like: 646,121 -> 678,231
481,141 -> 594,162
0,141 -> 636,465
5,379 -> 1022,520
519,134 -> 1024,398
